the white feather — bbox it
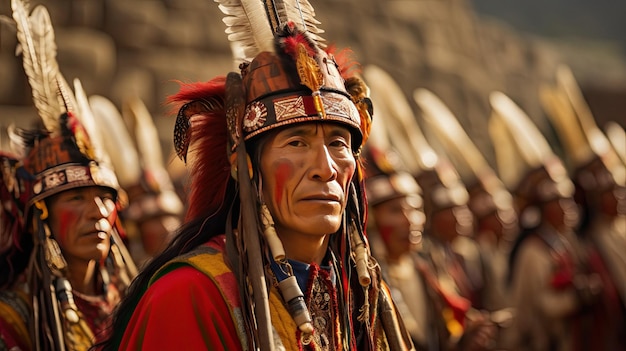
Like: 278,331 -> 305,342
605,121 -> 626,166
73,79 -> 110,166
215,0 -> 275,65
12,0 -> 63,135
555,65 -> 612,158
122,98 -> 166,183
88,95 -> 141,188
414,88 -> 490,177
283,0 -> 325,47
363,65 -> 438,176
489,91 -> 553,169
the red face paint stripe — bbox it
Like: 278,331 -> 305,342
274,162 -> 292,208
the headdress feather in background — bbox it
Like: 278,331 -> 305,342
88,96 -> 142,189
123,98 -> 167,187
73,79 -> 107,163
415,88 -> 490,180
555,65 -> 615,162
12,0 -> 63,135
363,65 -> 439,176
122,97 -> 184,215
489,91 -> 553,170
489,91 -> 574,205
540,65 -> 625,187
416,88 -> 515,220
605,122 -> 626,166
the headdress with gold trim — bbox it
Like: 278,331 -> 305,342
9,1 -> 136,349
165,1 -> 412,350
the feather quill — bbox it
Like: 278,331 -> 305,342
12,0 -> 63,135
280,0 -> 325,46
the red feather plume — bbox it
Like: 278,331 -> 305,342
167,77 -> 231,222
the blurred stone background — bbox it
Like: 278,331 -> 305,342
0,0 -> 624,169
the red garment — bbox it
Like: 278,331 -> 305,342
0,317 -> 30,351
119,266 -> 242,350
0,290 -> 31,351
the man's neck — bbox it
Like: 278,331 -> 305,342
278,233 -> 330,264
65,259 -> 98,295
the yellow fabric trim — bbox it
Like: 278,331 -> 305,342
186,253 -> 231,276
267,285 -> 298,351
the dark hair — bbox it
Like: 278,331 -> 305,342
0,233 -> 33,289
96,178 -> 237,350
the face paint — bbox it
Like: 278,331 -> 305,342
274,161 -> 293,208
260,123 -> 356,241
46,186 -> 114,263
56,208 -> 80,243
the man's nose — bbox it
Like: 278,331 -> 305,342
309,145 -> 337,181
90,196 -> 114,218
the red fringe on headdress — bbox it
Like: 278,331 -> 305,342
278,22 -> 318,59
326,46 -> 361,79
167,78 -> 227,113
167,77 -> 231,221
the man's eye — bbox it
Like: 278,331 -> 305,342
330,139 -> 349,148
287,140 -> 305,147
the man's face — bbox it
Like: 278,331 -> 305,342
372,195 -> 425,258
47,186 -> 117,263
260,123 -> 356,240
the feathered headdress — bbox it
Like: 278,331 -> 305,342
540,65 -> 625,190
363,65 -> 468,217
415,88 -> 517,227
489,91 -> 574,229
11,0 -> 119,211
122,97 -> 184,219
167,1 -> 414,349
11,0 -> 135,349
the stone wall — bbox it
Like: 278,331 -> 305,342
0,0 -> 621,168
